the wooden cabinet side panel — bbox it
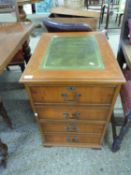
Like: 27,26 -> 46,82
25,85 -> 36,114
100,85 -> 122,144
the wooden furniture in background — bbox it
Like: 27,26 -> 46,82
0,22 -> 33,165
49,7 -> 99,30
0,139 -> 8,168
115,0 -> 126,26
0,0 -> 19,22
0,97 -> 12,129
64,0 -> 84,9
17,0 -> 42,21
111,0 -> 131,152
0,22 -> 33,128
84,0 -> 101,11
50,7 -> 100,18
0,22 -> 33,73
20,32 -> 125,148
8,41 -> 31,71
98,0 -> 126,29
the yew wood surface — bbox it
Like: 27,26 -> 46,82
35,105 -> 110,121
20,32 -> 125,85
17,0 -> 42,5
51,7 -> 100,18
20,32 -> 125,148
39,120 -> 105,134
0,22 -> 34,74
29,85 -> 115,104
43,133 -> 101,146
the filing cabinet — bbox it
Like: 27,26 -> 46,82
20,32 -> 125,148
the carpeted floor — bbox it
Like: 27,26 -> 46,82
0,14 -> 131,175
0,75 -> 131,175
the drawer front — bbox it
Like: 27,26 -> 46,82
39,121 -> 105,134
29,86 -> 115,104
35,105 -> 110,121
43,134 -> 101,145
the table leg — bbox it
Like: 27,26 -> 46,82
31,4 -> 36,13
84,0 -> 89,8
105,3 -> 110,29
18,5 -> 27,21
112,112 -> 131,152
117,46 -> 126,69
0,98 -> 12,129
0,139 -> 8,168
18,5 -> 32,22
118,13 -> 124,26
23,41 -> 31,64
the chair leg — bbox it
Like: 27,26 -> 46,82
98,5 -> 105,29
111,113 -> 117,139
84,0 -> 88,9
115,14 -> 118,23
0,99 -> 12,129
117,46 -> 126,69
105,4 -> 110,29
101,5 -> 106,24
31,4 -> 36,13
112,112 -> 131,152
118,13 -> 124,26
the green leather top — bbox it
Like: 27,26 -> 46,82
40,35 -> 104,70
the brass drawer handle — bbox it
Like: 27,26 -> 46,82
66,136 -> 78,142
76,93 -> 81,99
66,86 -> 76,91
63,112 -> 69,118
65,126 -> 78,132
65,126 -> 70,132
61,93 -> 69,101
61,93 -> 68,98
73,112 -> 80,118
63,112 -> 80,119
61,93 -> 81,102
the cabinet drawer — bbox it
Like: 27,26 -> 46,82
35,105 -> 110,121
29,86 -> 115,104
43,133 -> 101,146
39,120 -> 105,134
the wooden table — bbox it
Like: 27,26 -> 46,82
0,22 -> 33,124
50,7 -> 100,18
0,22 -> 34,73
17,0 -> 42,5
20,32 -> 125,148
49,7 -> 100,30
0,22 -> 33,166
